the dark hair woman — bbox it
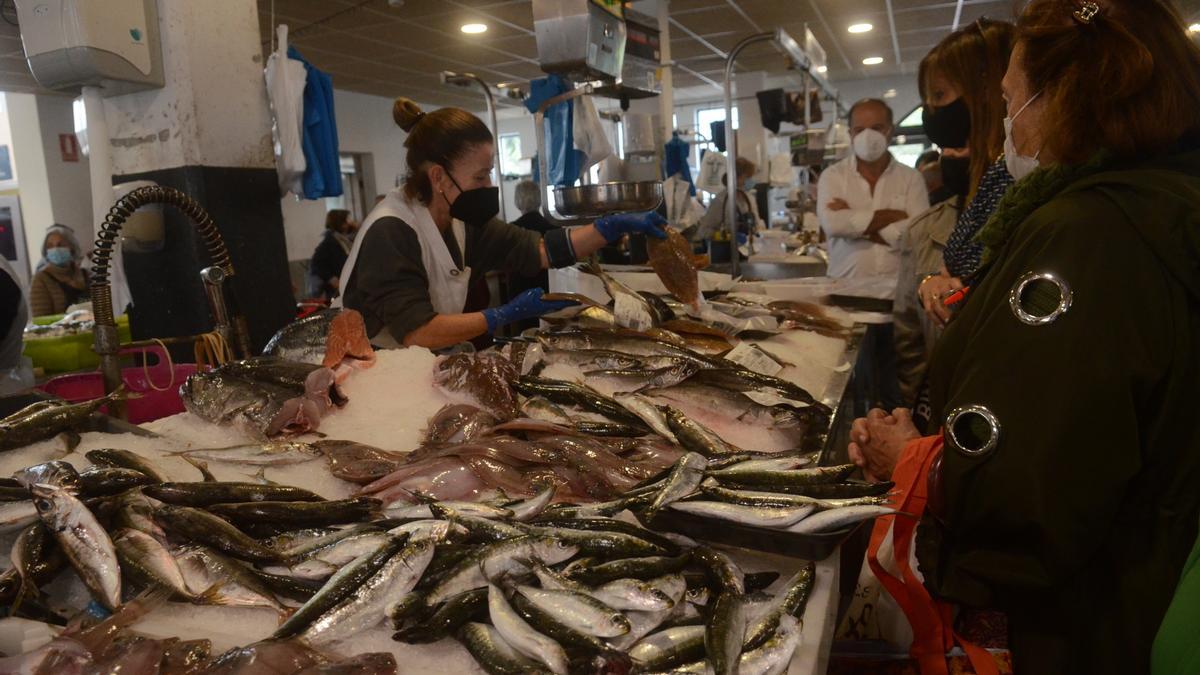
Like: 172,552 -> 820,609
850,1 -> 1200,672
893,19 -> 1016,402
308,209 -> 357,300
915,19 -> 1018,327
335,98 -> 666,349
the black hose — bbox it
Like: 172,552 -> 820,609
89,185 -> 233,328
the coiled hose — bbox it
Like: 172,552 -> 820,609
90,185 -> 233,326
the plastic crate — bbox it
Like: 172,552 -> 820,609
39,345 -> 198,424
23,314 -> 132,375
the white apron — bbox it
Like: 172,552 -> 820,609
0,256 -> 32,395
334,189 -> 470,347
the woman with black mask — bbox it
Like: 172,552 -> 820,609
337,99 -> 666,350
893,19 -> 1016,404
916,19 -> 1019,327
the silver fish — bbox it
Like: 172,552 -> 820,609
614,392 -> 678,443
31,482 -> 120,609
707,591 -> 748,675
668,501 -> 815,529
738,614 -> 802,675
645,452 -> 708,519
508,483 -> 557,522
584,261 -> 660,331
171,442 -> 321,467
628,625 -> 707,672
175,545 -> 289,613
0,499 -> 38,535
113,528 -> 193,599
301,538 -> 434,644
488,584 -> 570,674
459,621 -> 546,673
426,536 -> 578,605
784,504 -> 894,534
515,585 -> 631,638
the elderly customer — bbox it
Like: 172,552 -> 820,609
29,224 -> 89,317
849,1 -> 1200,672
511,179 -> 556,235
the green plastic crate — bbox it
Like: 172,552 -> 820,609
23,314 -> 132,374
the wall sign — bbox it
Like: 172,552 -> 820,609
59,133 -> 80,163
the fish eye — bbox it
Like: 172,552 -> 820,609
34,498 -> 52,512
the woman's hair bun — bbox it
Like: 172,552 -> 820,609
393,97 -> 426,133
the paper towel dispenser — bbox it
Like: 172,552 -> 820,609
15,0 -> 164,95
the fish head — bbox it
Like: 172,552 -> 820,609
530,537 -> 579,566
15,460 -> 82,493
29,483 -> 74,528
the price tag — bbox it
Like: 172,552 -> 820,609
743,390 -> 811,409
724,342 -> 784,377
614,292 -> 653,332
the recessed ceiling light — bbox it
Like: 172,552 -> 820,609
862,56 -> 884,65
461,23 -> 488,34
1189,23 -> 1200,33
848,23 -> 873,34
816,65 -> 828,74
883,88 -> 897,98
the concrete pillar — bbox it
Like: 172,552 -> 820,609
5,93 -> 53,267
102,0 -> 292,350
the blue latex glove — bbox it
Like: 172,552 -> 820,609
482,288 -> 577,333
594,211 -> 669,244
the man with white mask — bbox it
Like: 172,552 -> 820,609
817,98 -> 929,413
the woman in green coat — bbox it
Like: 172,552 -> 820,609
848,1 -> 1200,672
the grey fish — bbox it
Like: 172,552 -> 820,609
744,562 -> 815,651
113,528 -> 193,599
488,583 -> 569,674
536,330 -> 714,370
707,591 -> 748,675
607,576 -> 690,650
143,481 -> 324,507
78,467 -> 157,497
0,499 -> 38,535
0,388 -> 126,453
301,538 -> 434,644
512,377 -> 647,427
645,452 -> 708,519
175,545 -> 289,613
31,482 -> 121,609
565,553 -> 692,587
583,260 -> 659,331
693,546 -> 745,594
629,625 -> 707,672
699,484 -> 888,510
713,456 -> 812,473
169,442 -> 322,467
518,524 -> 668,558
458,621 -> 549,675
711,464 -> 858,490
784,504 -> 894,534
507,483 -> 556,522
613,392 -> 678,443
206,497 -> 380,529
394,589 -> 486,643
668,501 -> 815,529
273,535 -> 408,639
427,536 -> 578,605
532,565 -> 673,612
13,460 -> 83,493
739,614 -> 802,675
661,406 -> 747,457
515,585 -> 631,638
153,504 -> 281,564
85,449 -> 168,482
262,308 -> 375,368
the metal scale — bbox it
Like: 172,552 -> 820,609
531,0 -> 663,223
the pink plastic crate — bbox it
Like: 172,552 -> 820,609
39,346 -> 199,424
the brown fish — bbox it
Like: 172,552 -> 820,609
647,228 -> 702,311
435,353 -> 520,421
315,440 -> 404,485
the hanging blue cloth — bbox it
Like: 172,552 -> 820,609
288,46 -> 342,199
664,134 -> 696,196
524,75 -> 580,187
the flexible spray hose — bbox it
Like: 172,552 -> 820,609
90,185 -> 233,325
89,186 -> 242,409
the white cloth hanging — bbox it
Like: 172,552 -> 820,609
663,175 -> 705,229
334,189 -> 469,348
265,24 -> 307,197
696,150 -> 727,194
573,95 -> 613,173
768,153 -> 794,187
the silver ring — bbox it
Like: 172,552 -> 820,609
1009,271 -> 1072,326
945,404 -> 1001,457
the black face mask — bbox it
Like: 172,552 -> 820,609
940,156 -> 972,197
923,97 -> 971,149
443,169 -> 499,226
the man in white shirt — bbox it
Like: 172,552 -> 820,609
818,98 -> 928,414
818,99 -> 929,291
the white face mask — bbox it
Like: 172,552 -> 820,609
852,128 -> 889,162
1004,91 -> 1042,181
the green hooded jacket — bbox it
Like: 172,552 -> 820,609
916,147 -> 1200,674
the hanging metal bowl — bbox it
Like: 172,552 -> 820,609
550,181 -> 663,219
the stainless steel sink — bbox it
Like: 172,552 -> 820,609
708,260 -> 827,280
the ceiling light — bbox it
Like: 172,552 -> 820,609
883,88 -> 897,98
862,56 -> 884,66
848,23 -> 873,34
461,23 -> 488,34
816,65 -> 828,74
1189,23 -> 1200,33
